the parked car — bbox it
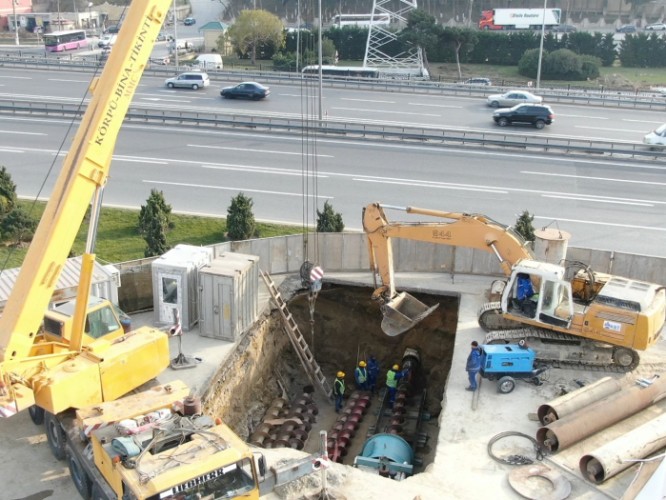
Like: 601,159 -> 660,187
487,90 -> 542,108
493,104 -> 555,129
98,34 -> 117,48
155,32 -> 167,41
643,123 -> 666,148
616,24 -> 637,33
551,23 -> 577,33
461,77 -> 492,86
164,72 -> 210,90
645,23 -> 666,31
183,17 -> 196,26
104,25 -> 121,34
220,82 -> 270,100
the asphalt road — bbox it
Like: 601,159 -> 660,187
1,112 -> 665,257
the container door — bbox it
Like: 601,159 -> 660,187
157,272 -> 182,324
218,281 -> 234,341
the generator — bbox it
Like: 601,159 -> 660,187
480,344 -> 548,393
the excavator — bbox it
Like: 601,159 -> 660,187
363,203 -> 665,371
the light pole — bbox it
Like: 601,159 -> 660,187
535,0 -> 547,90
88,2 -> 93,30
12,0 -> 19,46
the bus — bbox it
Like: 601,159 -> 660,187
44,30 -> 89,52
302,65 -> 380,79
331,14 -> 391,28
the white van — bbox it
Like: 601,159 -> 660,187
98,34 -> 117,48
195,54 -> 223,70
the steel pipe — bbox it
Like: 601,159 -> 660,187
579,413 -> 666,484
537,377 -> 623,425
537,377 -> 666,452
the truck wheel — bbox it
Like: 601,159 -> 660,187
68,448 -> 93,499
29,405 -> 45,425
498,376 -> 516,394
44,412 -> 67,460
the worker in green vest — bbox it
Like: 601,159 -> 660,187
354,360 -> 368,391
386,364 -> 407,407
334,371 -> 346,413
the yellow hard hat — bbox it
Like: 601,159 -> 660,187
337,371 -> 345,378
359,361 -> 367,367
392,364 -> 400,371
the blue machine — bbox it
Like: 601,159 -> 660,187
353,434 -> 414,478
480,344 -> 547,393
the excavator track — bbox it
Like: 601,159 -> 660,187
479,303 -> 640,373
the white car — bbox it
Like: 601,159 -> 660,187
487,90 -> 543,108
643,123 -> 666,148
645,23 -> 666,31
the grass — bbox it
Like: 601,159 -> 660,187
0,201 -> 303,269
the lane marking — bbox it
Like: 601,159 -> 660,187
202,164 -> 329,177
47,78 -> 89,83
341,98 -> 395,104
0,76 -> 31,79
145,180 -> 333,198
408,102 -> 464,109
331,106 -> 440,117
0,129 -> 46,136
574,125 -> 648,133
353,177 -> 508,194
541,195 -> 653,207
189,144 -> 334,157
557,114 -> 609,120
534,216 -> 666,232
521,170 -> 666,186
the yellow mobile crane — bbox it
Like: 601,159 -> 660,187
363,203 -> 665,371
0,4 -> 323,498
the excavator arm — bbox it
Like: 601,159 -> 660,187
362,203 -> 534,336
0,1 -> 171,416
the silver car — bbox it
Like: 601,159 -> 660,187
164,72 -> 210,90
644,123 -> 666,148
487,90 -> 543,108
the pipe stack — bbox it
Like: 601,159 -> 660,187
249,391 -> 319,450
327,391 -> 372,463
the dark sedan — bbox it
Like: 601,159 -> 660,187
220,82 -> 270,100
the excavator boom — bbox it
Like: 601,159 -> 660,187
0,1 -> 171,415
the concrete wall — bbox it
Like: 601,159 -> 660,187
115,233 -> 666,312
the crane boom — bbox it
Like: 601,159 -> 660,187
0,1 -> 172,416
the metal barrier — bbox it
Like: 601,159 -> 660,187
1,98 -> 664,162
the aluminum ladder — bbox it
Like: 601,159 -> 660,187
260,269 -> 332,399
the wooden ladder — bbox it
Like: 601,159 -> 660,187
260,269 -> 332,398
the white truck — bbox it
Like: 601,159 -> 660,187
478,8 -> 561,30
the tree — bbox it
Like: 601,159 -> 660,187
317,201 -> 344,232
1,207 -> 37,245
227,192 -> 256,240
440,27 -> 478,79
138,189 -> 173,257
0,166 -> 18,217
138,189 -> 173,236
514,210 -> 535,243
399,9 -> 442,68
227,9 -> 285,65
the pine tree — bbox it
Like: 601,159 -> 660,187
515,210 -> 535,242
0,166 -> 18,217
227,192 -> 256,240
138,189 -> 172,257
317,201 -> 344,232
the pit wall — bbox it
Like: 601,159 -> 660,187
115,233 -> 666,312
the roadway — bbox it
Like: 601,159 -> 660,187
0,67 -> 662,146
1,109 -> 665,258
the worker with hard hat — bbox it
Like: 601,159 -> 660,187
354,360 -> 369,391
386,363 -> 408,407
367,355 -> 380,395
333,371 -> 346,413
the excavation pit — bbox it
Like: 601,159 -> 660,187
202,280 -> 459,477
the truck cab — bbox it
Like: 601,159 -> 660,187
42,296 -> 131,345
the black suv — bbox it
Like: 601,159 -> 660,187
493,104 -> 554,129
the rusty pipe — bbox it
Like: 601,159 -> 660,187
537,377 -> 666,452
579,412 -> 666,484
537,377 -> 623,425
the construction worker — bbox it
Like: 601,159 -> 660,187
386,364 -> 407,407
466,341 -> 482,392
367,355 -> 380,394
354,360 -> 368,391
333,371 -> 346,413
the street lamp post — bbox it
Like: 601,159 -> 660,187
536,0 -> 547,90
88,2 -> 93,30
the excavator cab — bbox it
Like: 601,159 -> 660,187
380,292 -> 439,336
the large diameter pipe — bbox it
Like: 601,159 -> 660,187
537,377 -> 623,425
579,413 -> 666,484
537,377 -> 666,453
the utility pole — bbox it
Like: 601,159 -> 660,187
318,0 -> 323,120
12,0 -> 19,46
172,0 -> 179,70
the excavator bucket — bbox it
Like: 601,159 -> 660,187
380,292 -> 440,336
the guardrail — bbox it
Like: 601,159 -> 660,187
2,55 -> 666,111
1,98 -> 664,162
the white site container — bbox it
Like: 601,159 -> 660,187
198,252 -> 260,341
151,244 -> 213,330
